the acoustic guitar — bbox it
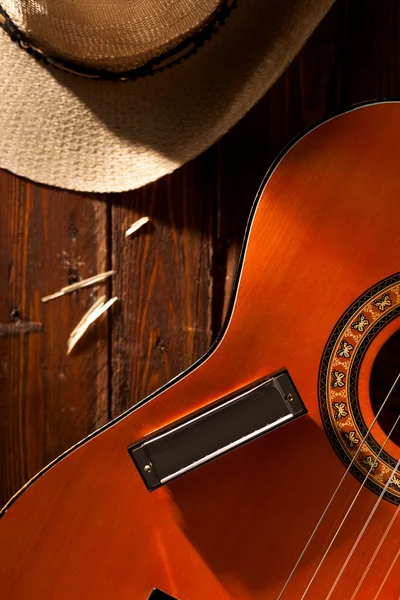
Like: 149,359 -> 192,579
1,100 -> 399,600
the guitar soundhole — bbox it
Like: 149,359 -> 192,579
370,328 -> 400,447
319,272 -> 400,503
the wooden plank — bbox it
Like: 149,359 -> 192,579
0,172 -> 108,505
110,154 -> 216,416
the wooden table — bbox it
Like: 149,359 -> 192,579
0,0 -> 398,507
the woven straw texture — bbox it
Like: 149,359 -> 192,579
2,0 -> 221,69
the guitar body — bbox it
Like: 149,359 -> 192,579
1,101 -> 400,600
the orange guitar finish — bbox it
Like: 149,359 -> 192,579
1,102 -> 400,600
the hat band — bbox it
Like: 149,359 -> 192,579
0,0 -> 236,81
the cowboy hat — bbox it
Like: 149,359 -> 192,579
0,0 -> 334,193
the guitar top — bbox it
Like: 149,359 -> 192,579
1,101 -> 400,599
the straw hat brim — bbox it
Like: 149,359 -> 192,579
0,0 -> 334,193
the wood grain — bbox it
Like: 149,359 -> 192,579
109,155 -> 216,415
0,173 -> 109,503
1,0 -> 400,508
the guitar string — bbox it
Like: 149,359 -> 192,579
299,408 -> 400,600
371,547 -> 400,600
277,372 -> 400,599
348,503 -> 400,600
324,456 -> 400,599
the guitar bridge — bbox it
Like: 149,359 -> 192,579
129,370 -> 306,491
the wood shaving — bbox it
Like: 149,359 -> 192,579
41,270 -> 115,303
70,296 -> 106,335
125,216 -> 150,238
67,296 -> 118,355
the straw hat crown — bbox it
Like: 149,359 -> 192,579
1,0 -> 228,73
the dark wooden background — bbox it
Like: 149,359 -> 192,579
1,0 -> 399,507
